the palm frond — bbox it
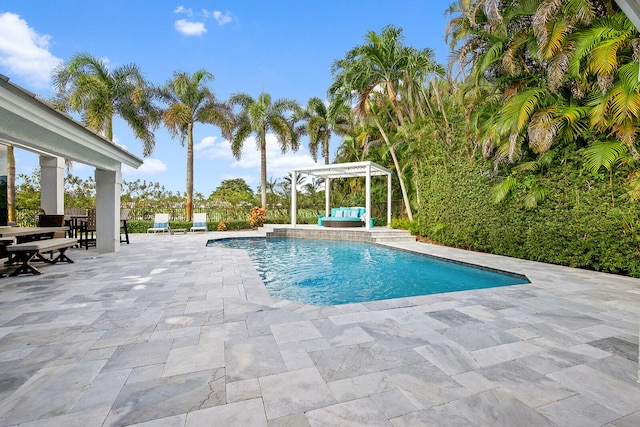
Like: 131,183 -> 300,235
523,183 -> 549,208
490,176 -> 518,203
581,140 -> 628,172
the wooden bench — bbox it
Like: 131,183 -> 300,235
169,228 -> 187,235
6,237 -> 78,276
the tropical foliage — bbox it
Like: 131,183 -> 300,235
329,25 -> 444,220
51,52 -> 159,155
445,0 -> 640,205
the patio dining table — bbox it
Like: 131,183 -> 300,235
0,226 -> 69,243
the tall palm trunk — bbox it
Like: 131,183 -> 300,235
260,125 -> 268,209
105,114 -> 114,141
7,146 -> 15,223
186,122 -> 194,221
371,111 -> 413,221
323,136 -> 330,165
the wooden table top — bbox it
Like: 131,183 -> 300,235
0,227 -> 69,237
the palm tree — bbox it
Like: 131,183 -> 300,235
229,92 -> 301,209
302,97 -> 332,164
301,97 -> 352,164
156,70 -> 233,221
329,26 -> 441,220
51,52 -> 158,156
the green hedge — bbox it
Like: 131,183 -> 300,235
416,158 -> 640,277
126,220 -> 251,233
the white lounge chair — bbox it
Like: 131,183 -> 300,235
190,213 -> 208,232
147,213 -> 170,233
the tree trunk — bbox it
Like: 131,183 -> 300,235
7,145 -> 15,223
105,114 -> 114,141
371,112 -> 413,221
260,126 -> 268,209
186,122 -> 194,221
324,135 -> 330,165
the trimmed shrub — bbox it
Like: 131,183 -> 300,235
416,157 -> 640,277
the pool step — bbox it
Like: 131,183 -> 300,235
371,230 -> 416,243
257,225 -> 416,244
369,229 -> 416,243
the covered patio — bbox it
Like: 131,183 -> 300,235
0,74 -> 143,252
290,161 -> 393,230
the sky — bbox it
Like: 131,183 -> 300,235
0,0 -> 454,196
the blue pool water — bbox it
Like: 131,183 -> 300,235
208,238 -> 529,306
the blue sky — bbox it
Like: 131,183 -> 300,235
0,0 -> 453,196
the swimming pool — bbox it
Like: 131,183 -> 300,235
207,238 -> 529,306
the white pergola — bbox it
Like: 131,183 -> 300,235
290,161 -> 392,230
0,74 -> 144,253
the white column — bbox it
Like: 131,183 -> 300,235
365,164 -> 371,230
291,170 -> 297,226
387,173 -> 392,226
325,178 -> 330,217
39,156 -> 64,214
95,167 -> 121,253
0,146 -> 7,225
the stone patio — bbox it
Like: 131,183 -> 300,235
0,229 -> 638,426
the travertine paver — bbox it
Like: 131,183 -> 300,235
0,229 -> 638,426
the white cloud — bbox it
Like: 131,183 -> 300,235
230,134 -> 319,181
193,133 -> 320,184
174,19 -> 207,36
194,135 -> 217,151
213,11 -> 232,25
173,6 -> 193,16
193,135 -> 233,160
122,158 -> 167,175
112,135 -> 127,151
0,12 -> 62,88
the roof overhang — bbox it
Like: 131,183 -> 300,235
0,74 -> 144,171
615,1 -> 640,30
291,161 -> 392,179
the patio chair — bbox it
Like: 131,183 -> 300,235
120,208 -> 130,244
79,208 -> 97,250
190,213 -> 207,232
147,213 -> 170,234
37,214 -> 66,238
64,208 -> 87,238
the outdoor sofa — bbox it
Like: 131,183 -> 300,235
319,207 -> 369,228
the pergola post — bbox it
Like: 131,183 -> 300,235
365,163 -> 371,230
387,173 -> 392,226
291,170 -> 297,227
39,155 -> 64,214
325,178 -> 330,217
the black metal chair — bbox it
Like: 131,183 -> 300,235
37,214 -> 65,227
64,208 -> 87,238
120,208 -> 130,244
79,208 -> 97,250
